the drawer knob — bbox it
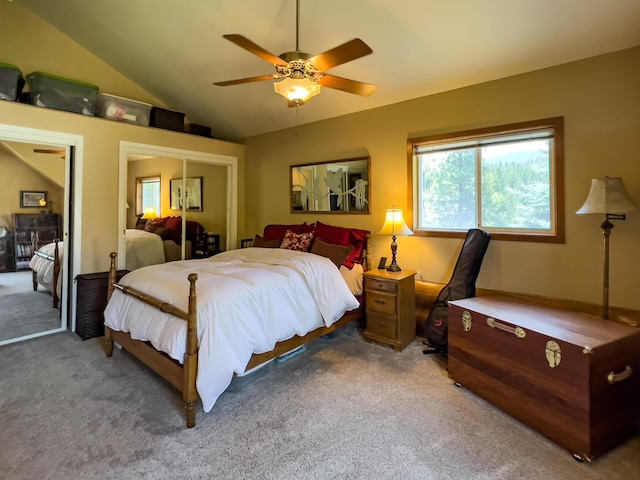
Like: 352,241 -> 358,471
374,298 -> 386,305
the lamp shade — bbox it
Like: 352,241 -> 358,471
141,206 -> 159,220
576,177 -> 639,215
274,77 -> 321,104
378,207 -> 413,236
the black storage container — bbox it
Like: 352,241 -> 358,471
26,71 -> 99,116
0,62 -> 24,101
184,123 -> 212,137
150,106 -> 185,131
75,270 -> 128,340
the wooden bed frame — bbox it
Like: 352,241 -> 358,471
104,244 -> 369,428
31,236 -> 61,309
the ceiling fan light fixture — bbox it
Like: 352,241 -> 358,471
274,77 -> 321,105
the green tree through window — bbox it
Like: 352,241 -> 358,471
408,118 -> 564,243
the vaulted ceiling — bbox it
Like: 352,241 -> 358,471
18,0 -> 640,142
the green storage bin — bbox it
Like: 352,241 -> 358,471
26,71 -> 99,115
0,62 -> 24,102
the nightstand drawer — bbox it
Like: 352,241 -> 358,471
366,312 -> 397,339
366,290 -> 397,315
364,277 -> 397,294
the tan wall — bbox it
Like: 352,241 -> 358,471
0,147 -> 64,228
0,2 -> 245,274
0,100 -> 245,274
244,47 -> 640,311
0,1 -> 164,106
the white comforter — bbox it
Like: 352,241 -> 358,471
104,248 -> 360,412
28,241 -> 63,297
124,228 -> 166,270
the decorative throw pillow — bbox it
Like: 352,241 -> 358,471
280,230 -> 314,252
311,237 -> 353,268
143,218 -> 163,232
253,234 -> 282,248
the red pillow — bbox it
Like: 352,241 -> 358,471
163,216 -> 183,244
313,222 -> 350,246
263,223 -> 307,240
314,222 -> 370,267
346,229 -> 370,267
280,230 -> 314,252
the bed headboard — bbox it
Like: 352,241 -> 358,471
253,221 -> 371,270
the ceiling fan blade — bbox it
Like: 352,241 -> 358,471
213,74 -> 277,86
319,74 -> 377,97
222,34 -> 288,66
308,38 -> 373,72
34,148 -> 65,156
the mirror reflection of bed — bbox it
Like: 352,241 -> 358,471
124,155 -> 229,270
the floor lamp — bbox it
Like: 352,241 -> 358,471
576,177 -> 638,320
378,206 -> 413,272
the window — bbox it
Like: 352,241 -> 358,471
136,176 -> 161,216
408,117 -> 564,242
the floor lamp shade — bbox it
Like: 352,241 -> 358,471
576,177 -> 638,320
378,206 -> 413,272
576,177 -> 638,216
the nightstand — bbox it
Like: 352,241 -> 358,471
363,269 -> 416,351
192,233 -> 221,258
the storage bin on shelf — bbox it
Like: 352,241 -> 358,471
150,106 -> 185,131
184,123 -> 212,137
0,62 -> 25,101
25,72 -> 99,116
96,93 -> 151,126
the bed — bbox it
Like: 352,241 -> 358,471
124,228 -> 167,270
125,216 -> 204,269
29,238 -> 62,308
103,222 -> 370,427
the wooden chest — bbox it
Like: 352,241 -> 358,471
448,295 -> 640,462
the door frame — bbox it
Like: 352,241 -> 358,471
0,123 -> 83,345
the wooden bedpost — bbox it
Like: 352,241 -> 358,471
364,233 -> 371,271
183,272 -> 199,428
52,239 -> 60,309
31,233 -> 39,292
104,252 -> 117,357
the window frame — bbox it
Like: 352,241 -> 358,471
407,117 -> 564,243
136,175 -> 161,216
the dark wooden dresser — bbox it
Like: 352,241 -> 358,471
448,295 -> 640,462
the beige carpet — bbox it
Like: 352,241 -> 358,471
1,324 -> 639,479
0,270 -> 60,341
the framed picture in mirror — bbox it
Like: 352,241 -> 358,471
170,177 -> 203,211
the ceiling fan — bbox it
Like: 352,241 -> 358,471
213,0 -> 376,106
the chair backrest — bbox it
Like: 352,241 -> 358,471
436,228 -> 491,304
423,229 -> 491,355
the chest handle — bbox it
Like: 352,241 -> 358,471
486,317 -> 526,339
607,365 -> 633,384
